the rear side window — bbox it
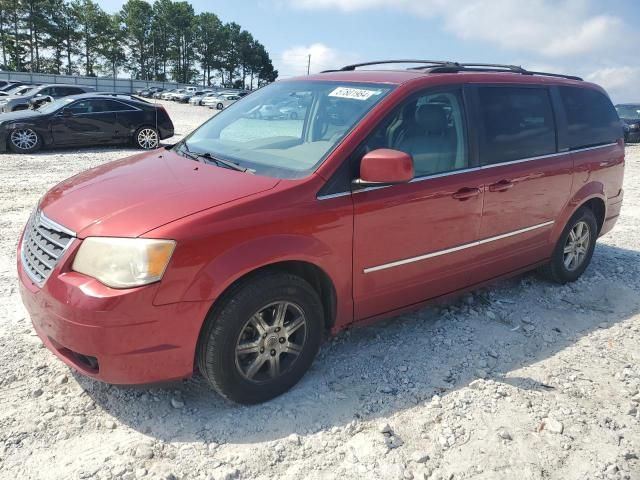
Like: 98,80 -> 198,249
559,86 -> 621,149
477,87 -> 556,164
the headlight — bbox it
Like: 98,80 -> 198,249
72,237 -> 176,288
630,123 -> 640,131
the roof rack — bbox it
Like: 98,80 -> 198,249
322,60 -> 583,81
417,63 -> 583,81
321,59 -> 454,73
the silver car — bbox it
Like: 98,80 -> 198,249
0,84 -> 94,113
207,94 -> 242,110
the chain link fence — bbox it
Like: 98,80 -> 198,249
0,71 -> 197,93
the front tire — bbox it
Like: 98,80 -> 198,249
539,207 -> 598,284
216,103 -> 223,110
8,128 -> 42,153
134,127 -> 159,150
197,271 -> 324,404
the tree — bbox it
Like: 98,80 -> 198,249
120,0 -> 153,79
96,13 -> 125,77
0,0 -> 277,87
70,0 -> 109,76
194,11 -> 222,86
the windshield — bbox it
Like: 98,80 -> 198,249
7,86 -> 32,96
616,105 -> 640,120
36,97 -> 74,114
178,81 -> 394,178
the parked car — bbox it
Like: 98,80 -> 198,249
0,81 -> 29,91
616,104 -> 640,143
0,84 -> 94,113
0,92 -> 173,153
160,89 -> 178,100
189,91 -> 215,105
174,89 -> 209,103
17,61 -> 624,404
153,89 -> 168,99
208,93 -> 242,110
139,87 -> 164,98
0,85 -> 34,97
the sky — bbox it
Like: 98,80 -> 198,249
100,0 -> 640,102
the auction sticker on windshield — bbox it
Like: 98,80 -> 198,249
329,87 -> 382,101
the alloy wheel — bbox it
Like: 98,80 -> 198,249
563,220 -> 591,271
235,301 -> 307,383
11,129 -> 38,150
137,128 -> 158,149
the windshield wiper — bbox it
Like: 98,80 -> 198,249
196,152 -> 248,172
176,142 -> 248,172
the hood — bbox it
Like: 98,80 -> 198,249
39,150 -> 280,238
0,109 -> 42,122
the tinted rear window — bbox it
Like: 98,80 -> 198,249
559,86 -> 621,150
478,87 -> 556,164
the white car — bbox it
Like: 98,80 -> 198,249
188,91 -> 215,105
208,94 -> 242,110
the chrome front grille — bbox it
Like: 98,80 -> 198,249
21,211 -> 75,286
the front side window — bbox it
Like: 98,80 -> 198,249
478,87 -> 556,165
559,86 -> 621,150
179,81 -> 394,178
361,89 -> 468,177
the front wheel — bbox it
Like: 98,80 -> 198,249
538,207 -> 598,284
216,103 -> 223,110
134,127 -> 159,150
8,128 -> 42,153
197,272 -> 324,404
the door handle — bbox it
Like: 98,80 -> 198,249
488,180 -> 514,192
452,187 -> 481,201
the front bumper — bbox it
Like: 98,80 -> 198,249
17,234 -> 210,385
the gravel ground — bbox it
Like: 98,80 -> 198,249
0,100 -> 639,480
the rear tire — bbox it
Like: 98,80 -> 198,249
134,126 -> 159,150
538,207 -> 598,284
8,128 -> 42,153
197,271 -> 324,404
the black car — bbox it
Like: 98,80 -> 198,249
616,104 -> 640,143
0,93 -> 174,153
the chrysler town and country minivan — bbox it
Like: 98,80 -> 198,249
18,61 -> 624,404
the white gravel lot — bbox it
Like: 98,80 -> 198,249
0,100 -> 639,480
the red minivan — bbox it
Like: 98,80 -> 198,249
18,61 -> 624,404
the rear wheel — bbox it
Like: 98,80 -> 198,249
8,128 -> 42,153
134,127 -> 159,150
538,207 -> 598,284
197,272 -> 323,404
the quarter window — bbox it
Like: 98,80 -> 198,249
559,86 -> 621,150
362,90 -> 468,177
478,87 -> 556,164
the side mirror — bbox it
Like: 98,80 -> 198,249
354,149 -> 414,187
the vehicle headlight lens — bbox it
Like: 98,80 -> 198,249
630,123 -> 640,131
72,237 -> 176,288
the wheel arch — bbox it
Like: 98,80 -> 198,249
200,260 -> 338,334
553,181 -> 607,241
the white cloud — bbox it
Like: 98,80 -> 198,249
279,43 -> 356,77
586,67 -> 640,103
291,0 -> 627,59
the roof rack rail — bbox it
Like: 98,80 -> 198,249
416,62 -> 583,81
322,59 -> 582,81
321,59 -> 456,73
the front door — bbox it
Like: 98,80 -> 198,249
470,85 -> 572,278
51,99 -> 118,145
352,87 -> 485,320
